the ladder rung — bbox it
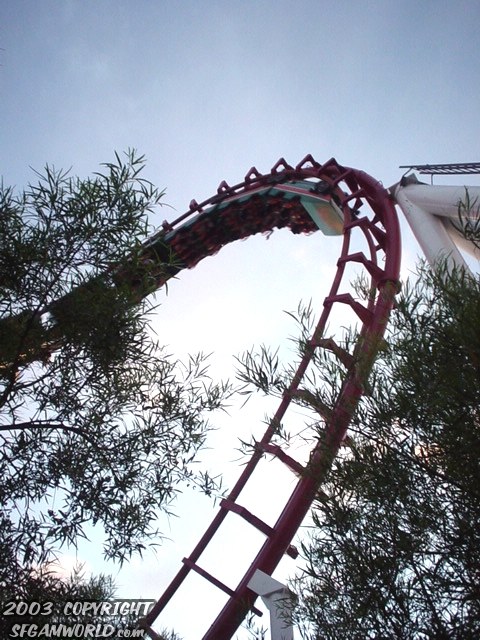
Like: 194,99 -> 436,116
182,558 -> 263,617
337,251 -> 385,284
317,337 -> 355,369
220,500 -> 299,559
260,443 -> 305,476
182,558 -> 235,597
291,388 -> 332,421
220,499 -> 274,537
325,293 -> 373,325
347,216 -> 387,249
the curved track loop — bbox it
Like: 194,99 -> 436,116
140,157 -> 401,639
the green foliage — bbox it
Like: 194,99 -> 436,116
0,152 -> 233,602
453,189 -> 480,252
235,299 -> 354,448
291,262 -> 480,639
0,149 -> 170,372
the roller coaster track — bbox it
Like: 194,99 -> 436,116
134,156 -> 401,638
4,155 -> 401,638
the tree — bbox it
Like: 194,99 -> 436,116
234,257 -> 480,639
0,561 -> 117,638
0,151 -> 232,604
288,263 -> 480,639
0,559 -> 181,640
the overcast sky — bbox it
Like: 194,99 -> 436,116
2,1 -> 480,638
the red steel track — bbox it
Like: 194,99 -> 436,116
137,156 -> 401,639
